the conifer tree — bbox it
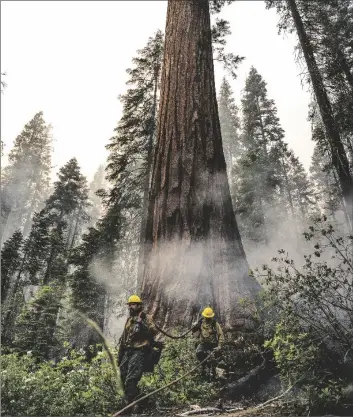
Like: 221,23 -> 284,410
233,67 -> 316,243
3,159 -> 90,348
1,112 -> 52,243
65,227 -> 106,350
218,77 -> 241,181
14,285 -> 64,359
104,30 -> 164,288
232,67 -> 284,243
266,0 -> 353,219
1,230 -> 23,303
88,164 -> 106,227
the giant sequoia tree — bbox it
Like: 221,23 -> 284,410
141,0 -> 261,331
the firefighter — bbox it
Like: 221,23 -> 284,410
117,295 -> 159,414
191,307 -> 225,379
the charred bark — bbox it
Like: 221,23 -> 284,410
141,0 -> 261,331
286,0 -> 353,216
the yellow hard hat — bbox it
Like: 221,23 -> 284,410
202,307 -> 215,318
128,295 -> 142,304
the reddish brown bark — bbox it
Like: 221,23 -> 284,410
141,0 -> 261,331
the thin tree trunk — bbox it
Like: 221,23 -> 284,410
141,0 -> 261,331
287,0 -> 353,217
137,64 -> 160,288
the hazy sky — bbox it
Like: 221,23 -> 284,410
1,0 -> 314,183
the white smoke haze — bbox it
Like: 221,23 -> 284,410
88,235 -> 141,343
84,161 -> 351,340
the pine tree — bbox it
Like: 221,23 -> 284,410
65,227 -> 106,351
2,159 -> 90,348
41,158 -> 90,284
233,67 -> 316,244
1,230 -> 23,303
310,144 -> 342,218
266,0 -> 353,220
1,212 -> 52,345
88,164 -> 106,227
218,77 -> 241,180
232,67 -> 284,243
104,30 -> 164,288
1,112 -> 52,243
14,285 -> 64,360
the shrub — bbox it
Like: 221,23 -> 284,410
259,217 -> 353,413
1,338 -> 218,416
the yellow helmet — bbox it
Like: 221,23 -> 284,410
127,295 -> 142,304
202,307 -> 215,318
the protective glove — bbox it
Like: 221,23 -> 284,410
153,341 -> 165,349
191,321 -> 200,332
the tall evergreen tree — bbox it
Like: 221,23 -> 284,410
88,164 -> 106,227
266,0 -> 353,222
232,67 -> 284,243
104,30 -> 164,289
218,77 -> 241,181
233,67 -> 316,244
310,144 -> 343,218
65,227 -> 106,351
14,285 -> 64,360
1,112 -> 53,244
1,230 -> 23,303
2,159 -> 90,348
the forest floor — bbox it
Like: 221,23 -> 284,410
133,401 -> 296,417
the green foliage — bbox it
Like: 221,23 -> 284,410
310,141 -> 344,220
14,285 -> 64,360
1,230 -> 23,302
232,67 -> 316,244
260,217 -> 353,412
1,348 -> 121,417
66,227 -> 106,349
266,321 -> 345,412
142,339 -> 217,407
266,0 -> 353,211
104,30 -> 163,211
218,77 -> 240,179
1,339 -> 217,416
1,111 -> 53,241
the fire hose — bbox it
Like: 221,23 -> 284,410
111,351 -> 215,417
151,318 -> 197,339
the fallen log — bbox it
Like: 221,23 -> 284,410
222,357 -> 266,400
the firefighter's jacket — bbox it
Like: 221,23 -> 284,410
193,318 -> 225,346
119,312 -> 158,350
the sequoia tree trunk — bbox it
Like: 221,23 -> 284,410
141,0 -> 261,331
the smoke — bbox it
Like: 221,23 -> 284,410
88,234 -> 141,342
243,209 -> 313,271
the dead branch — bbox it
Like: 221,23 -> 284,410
176,407 -> 222,416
